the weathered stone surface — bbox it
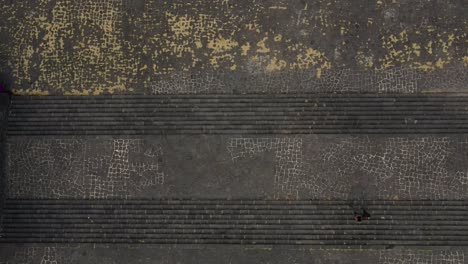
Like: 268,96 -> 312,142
0,245 -> 466,264
5,135 -> 468,200
0,0 -> 467,262
0,0 -> 466,95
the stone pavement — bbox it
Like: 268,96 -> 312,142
0,0 -> 466,96
2,199 -> 468,246
2,93 -> 468,263
0,0 -> 468,263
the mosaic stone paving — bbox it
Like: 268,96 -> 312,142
5,135 -> 468,200
0,246 -> 79,264
0,0 -> 466,95
149,65 -> 467,94
227,136 -> 468,200
6,138 -> 165,199
379,250 -> 465,264
0,246 -> 466,264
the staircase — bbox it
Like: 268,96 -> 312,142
3,94 -> 468,247
8,94 -> 468,135
2,199 -> 468,245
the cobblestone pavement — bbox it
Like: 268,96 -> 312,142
4,135 -> 468,200
7,138 -> 165,199
0,245 -> 466,264
228,135 -> 468,200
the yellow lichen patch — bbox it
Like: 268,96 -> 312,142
207,35 -> 238,53
356,51 -> 374,69
3,0 -> 465,95
377,29 -> 458,71
439,33 -> 455,53
207,35 -> 238,68
435,58 -> 450,69
60,84 -> 126,96
425,41 -> 433,54
89,85 -> 127,95
29,0 -> 137,95
293,46 -> 331,78
414,61 -> 434,71
107,84 -> 126,94
241,43 -> 251,56
256,37 -> 270,53
161,11 -> 237,72
245,21 -> 261,32
166,12 -> 193,38
33,1 -> 74,94
14,89 -> 49,96
266,58 -> 287,72
64,89 -> 90,96
93,87 -> 105,96
269,6 -> 287,10
209,55 -> 234,69
413,58 -> 451,71
412,43 -> 421,57
15,44 -> 36,87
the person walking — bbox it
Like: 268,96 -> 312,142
362,208 -> 371,220
354,208 -> 371,222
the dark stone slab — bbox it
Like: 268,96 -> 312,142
2,199 -> 468,245
0,244 -> 466,264
8,95 -> 468,135
5,135 -> 468,200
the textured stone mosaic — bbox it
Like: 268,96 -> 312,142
320,136 -> 468,200
0,0 -> 465,95
0,246 -> 78,264
7,139 -> 165,199
379,250 -> 465,264
150,66 -> 429,94
228,136 -> 468,199
227,137 -> 305,199
1,246 -> 464,264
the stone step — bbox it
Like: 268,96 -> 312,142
3,237 -> 466,246
3,218 -> 468,226
5,223 -> 468,231
12,94 -> 468,100
2,199 -> 468,245
10,102 -> 468,109
8,130 -> 468,136
9,95 -> 468,135
6,199 -> 467,205
5,208 -> 468,215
